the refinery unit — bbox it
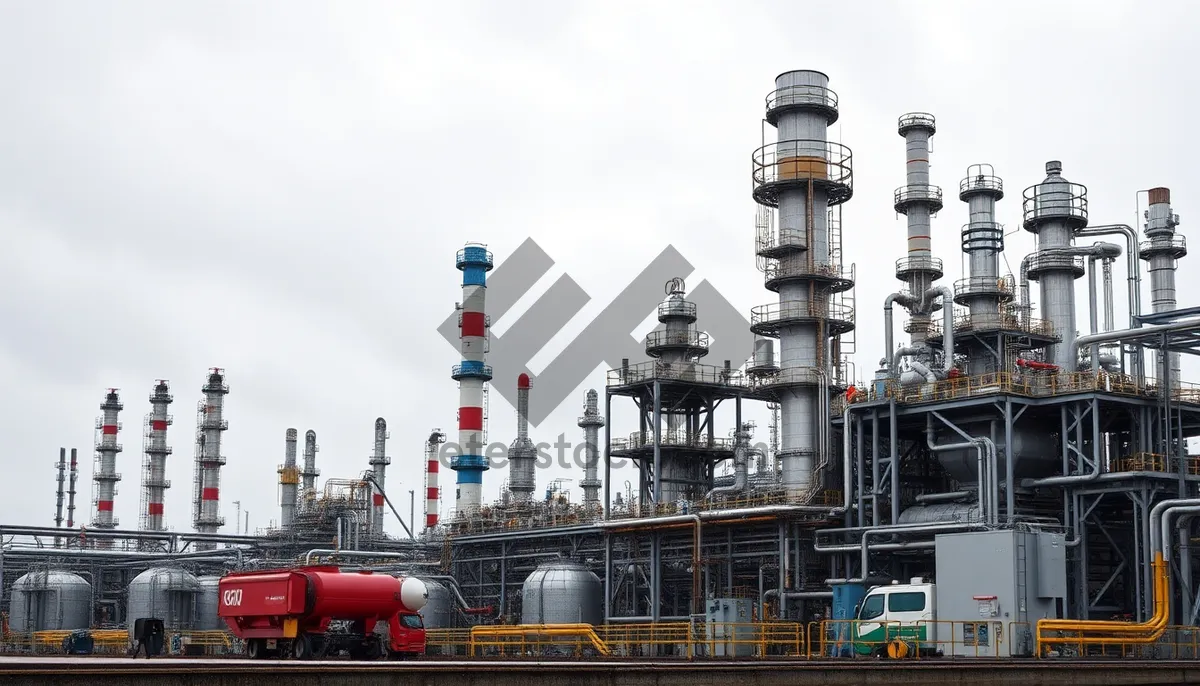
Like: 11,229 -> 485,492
4,68 -> 1200,661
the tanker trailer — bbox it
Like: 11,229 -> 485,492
218,566 -> 428,659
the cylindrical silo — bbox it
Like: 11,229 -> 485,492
417,579 -> 455,629
8,570 -> 92,633
520,561 -> 603,625
126,567 -> 201,636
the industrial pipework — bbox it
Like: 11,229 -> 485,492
749,69 -> 856,499
1022,161 -> 1089,369
893,112 -> 945,346
193,368 -> 229,547
279,428 -> 299,529
578,389 -> 604,508
369,417 -> 390,534
956,164 -> 1009,373
91,389 -> 124,537
1138,187 -> 1186,386
301,429 -> 320,505
425,429 -> 446,529
507,374 -> 536,503
140,380 -> 173,531
451,242 -> 494,515
67,447 -> 78,527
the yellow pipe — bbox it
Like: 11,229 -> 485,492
1036,555 -> 1168,654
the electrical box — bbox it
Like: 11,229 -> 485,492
705,598 -> 757,657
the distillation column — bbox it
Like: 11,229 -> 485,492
91,389 -> 123,539
193,369 -> 229,545
451,243 -> 494,515
67,448 -> 78,527
1022,162 -> 1089,369
507,374 -> 536,503
369,418 -> 390,533
279,428 -> 298,529
578,389 -> 604,508
893,113 -> 945,344
141,381 -> 173,531
426,429 -> 446,529
750,70 -> 855,498
1139,187 -> 1186,386
300,430 -> 320,509
956,165 -> 1009,373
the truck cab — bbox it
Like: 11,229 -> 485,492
852,578 -> 936,656
386,611 -> 427,657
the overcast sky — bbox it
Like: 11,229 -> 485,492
2,1 -> 1197,536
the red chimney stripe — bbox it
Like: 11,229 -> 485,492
459,407 -> 483,430
147,503 -> 164,515
425,514 -> 438,527
427,459 -> 440,473
460,311 -> 486,338
151,420 -> 168,431
102,425 -> 118,435
202,487 -> 219,501
426,487 -> 439,500
97,500 -> 114,511
373,494 -> 384,506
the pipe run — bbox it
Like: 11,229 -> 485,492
810,521 -> 987,574
883,292 -> 918,373
921,286 -> 955,375
303,548 -> 443,566
705,425 -> 752,499
925,416 -> 997,525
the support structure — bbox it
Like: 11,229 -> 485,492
451,243 -> 494,516
279,428 -> 299,529
91,389 -> 124,537
192,369 -> 229,547
1139,187 -> 1186,386
578,389 -> 604,509
426,429 -> 446,529
139,380 -> 173,531
750,69 -> 855,499
507,375 -> 536,503
370,418 -> 390,534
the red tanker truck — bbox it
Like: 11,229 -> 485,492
217,566 -> 428,659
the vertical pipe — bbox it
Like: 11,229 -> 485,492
508,376 -> 536,502
652,380 -> 662,505
1004,398 -> 1015,523
369,418 -> 390,534
604,391 -> 612,518
889,400 -> 899,524
452,243 -> 494,515
55,448 -> 66,529
280,428 -> 298,529
870,410 -> 880,526
194,369 -> 230,549
91,389 -> 124,545
67,448 -> 78,528
579,389 -> 604,508
855,414 -> 865,527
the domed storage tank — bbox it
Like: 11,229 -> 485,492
521,561 -> 602,625
194,575 -> 224,630
418,579 -> 455,629
8,570 -> 92,633
126,567 -> 201,637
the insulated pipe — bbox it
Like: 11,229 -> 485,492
909,360 -> 937,383
1074,316 -> 1200,354
922,285 -> 955,374
857,523 -> 987,575
1024,398 -> 1102,488
303,548 -> 444,566
883,292 -> 917,374
705,424 -> 752,499
892,344 -> 928,373
925,416 -> 994,525
1077,224 -> 1143,381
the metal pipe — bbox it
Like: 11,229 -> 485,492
706,424 -> 751,499
884,293 -> 917,374
925,416 -> 993,524
1075,316 -> 1200,354
1077,224 -> 1143,381
909,359 -> 937,383
914,491 -> 973,503
303,548 -> 443,566
923,285 -> 955,374
858,523 -> 986,574
1025,398 -> 1102,488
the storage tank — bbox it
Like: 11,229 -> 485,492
520,561 -> 602,625
194,575 -> 223,630
8,570 -> 92,633
126,567 -> 201,636
418,579 -> 455,629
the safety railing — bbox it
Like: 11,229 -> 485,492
894,255 -> 944,278
1035,625 -> 1200,659
750,299 -> 854,329
762,259 -> 854,289
766,84 -> 838,115
3,629 -> 239,656
953,275 -> 1014,300
1022,180 -> 1089,228
1139,234 -> 1187,257
644,330 -> 710,351
893,184 -> 943,210
1112,452 -> 1200,476
927,309 -> 1055,338
752,141 -> 853,206
1023,250 -> 1086,276
960,168 -> 1004,197
607,360 -> 746,388
610,431 -> 735,453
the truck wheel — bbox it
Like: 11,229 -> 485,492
365,638 -> 382,660
293,635 -> 312,660
247,639 -> 263,660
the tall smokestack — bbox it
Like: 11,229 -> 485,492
55,448 -> 66,528
450,243 -> 493,515
67,448 -> 78,528
370,418 -> 390,534
91,389 -> 124,544
1139,187 -> 1185,387
279,428 -> 299,528
140,380 -> 174,531
193,368 -> 229,548
893,113 -> 945,344
507,374 -> 536,503
301,429 -> 320,509
425,429 -> 446,529
578,389 -> 604,509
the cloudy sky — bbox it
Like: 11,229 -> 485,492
2,1 -> 1197,536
